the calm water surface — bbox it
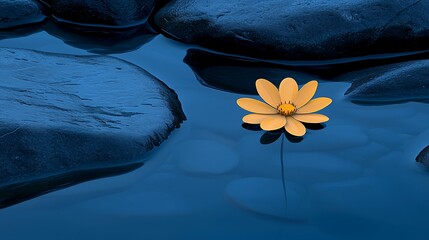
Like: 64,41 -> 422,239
1,32 -> 429,240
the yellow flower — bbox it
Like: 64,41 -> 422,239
237,77 -> 332,136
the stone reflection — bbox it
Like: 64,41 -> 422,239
44,21 -> 157,54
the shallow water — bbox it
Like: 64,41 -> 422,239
1,32 -> 429,240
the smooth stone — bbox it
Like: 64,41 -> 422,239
0,0 -> 46,29
155,0 -> 429,60
0,48 -> 185,208
416,145 -> 429,167
41,0 -> 157,27
225,177 -> 306,220
177,139 -> 240,175
344,60 -> 429,103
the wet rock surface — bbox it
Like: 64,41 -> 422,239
416,145 -> 429,167
0,0 -> 46,29
344,60 -> 429,103
0,48 -> 185,207
40,0 -> 157,27
155,0 -> 429,60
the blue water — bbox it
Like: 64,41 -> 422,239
2,32 -> 429,240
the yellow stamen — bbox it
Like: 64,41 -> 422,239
277,103 -> 296,116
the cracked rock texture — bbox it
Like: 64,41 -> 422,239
0,48 -> 185,188
154,0 -> 429,60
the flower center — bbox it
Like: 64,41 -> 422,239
277,103 -> 296,116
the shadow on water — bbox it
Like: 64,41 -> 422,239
0,162 -> 143,209
184,49 -> 320,95
43,21 -> 157,54
350,99 -> 429,106
1,19 -> 157,54
260,131 -> 283,144
0,22 -> 45,40
242,123 -> 324,145
184,48 -> 429,95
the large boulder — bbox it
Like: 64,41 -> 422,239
155,0 -> 429,60
0,48 -> 185,208
344,60 -> 429,103
0,0 -> 46,29
39,0 -> 158,27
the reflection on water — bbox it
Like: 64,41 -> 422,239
0,22 -> 45,40
1,19 -> 157,54
44,21 -> 157,54
1,31 -> 429,240
184,48 -> 319,94
184,48 -> 429,95
0,163 -> 143,209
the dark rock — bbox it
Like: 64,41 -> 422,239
416,145 -> 429,167
0,23 -> 43,40
40,0 -> 158,28
0,162 -> 143,209
185,48 -> 429,95
0,48 -> 185,207
344,60 -> 429,103
44,21 -> 157,54
0,0 -> 46,29
155,0 -> 429,60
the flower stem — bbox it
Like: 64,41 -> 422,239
280,134 -> 288,213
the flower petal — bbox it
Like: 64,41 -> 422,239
293,80 -> 318,108
285,117 -> 306,136
293,114 -> 329,123
260,115 -> 286,131
237,98 -> 278,114
279,77 -> 298,104
296,97 -> 332,114
242,114 -> 274,124
256,78 -> 281,108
